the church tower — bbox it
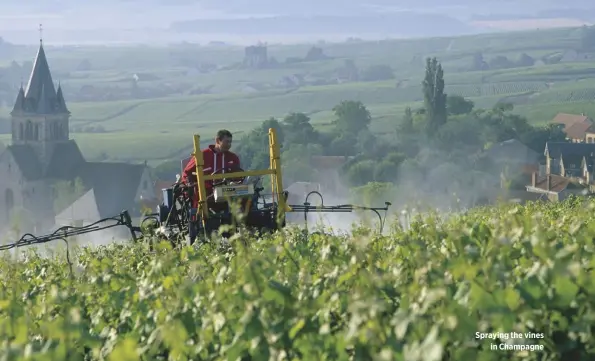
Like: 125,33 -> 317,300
10,35 -> 70,165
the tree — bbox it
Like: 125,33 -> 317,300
304,46 -> 327,61
519,124 -> 567,153
489,55 -> 514,69
282,143 -> 324,183
328,133 -> 358,156
399,106 -> 414,133
332,100 -> 371,134
339,59 -> 359,81
373,152 -> 405,182
422,57 -> 447,136
491,102 -> 514,117
446,95 -> 474,116
235,117 -> 284,170
345,160 -> 376,186
360,64 -> 394,81
472,52 -> 489,71
260,117 -> 284,143
436,116 -> 485,152
355,129 -> 377,155
517,53 -> 534,67
282,112 -> 317,144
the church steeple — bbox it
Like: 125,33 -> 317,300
10,27 -> 71,165
11,41 -> 60,115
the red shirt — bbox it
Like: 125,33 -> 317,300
182,145 -> 241,208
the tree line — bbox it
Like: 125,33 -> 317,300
154,57 -> 567,206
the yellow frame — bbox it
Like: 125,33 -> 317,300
192,128 -> 290,230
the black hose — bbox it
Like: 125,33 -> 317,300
287,191 -> 391,234
0,211 -> 137,251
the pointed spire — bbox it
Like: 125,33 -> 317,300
56,83 -> 69,114
24,39 -> 57,112
11,85 -> 25,115
10,26 -> 69,118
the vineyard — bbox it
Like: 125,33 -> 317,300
530,88 -> 595,104
1,197 -> 594,360
445,82 -> 548,98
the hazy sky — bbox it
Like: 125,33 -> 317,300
0,1 -> 592,45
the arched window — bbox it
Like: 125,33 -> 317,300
25,120 -> 32,140
34,124 -> 39,140
19,123 -> 23,140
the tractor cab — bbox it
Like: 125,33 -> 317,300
155,128 -> 290,244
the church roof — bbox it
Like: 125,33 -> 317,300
5,143 -> 147,218
6,144 -> 44,180
77,162 -> 147,217
11,42 -> 69,115
44,140 -> 86,179
5,142 -> 85,181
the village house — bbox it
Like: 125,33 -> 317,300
550,112 -> 595,143
544,142 -> 595,179
0,39 -> 156,233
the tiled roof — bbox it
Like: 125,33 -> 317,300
529,174 -> 587,193
552,113 -> 591,128
565,120 -> 593,140
77,162 -> 146,217
521,164 -> 539,174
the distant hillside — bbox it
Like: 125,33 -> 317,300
170,13 -> 475,37
472,8 -> 595,22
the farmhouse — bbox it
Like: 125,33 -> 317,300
550,113 -> 595,143
0,40 -> 156,233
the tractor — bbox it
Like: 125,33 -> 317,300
147,128 -> 391,245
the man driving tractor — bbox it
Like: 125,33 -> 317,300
181,129 -> 242,242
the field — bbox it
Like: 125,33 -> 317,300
2,26 -> 595,163
1,198 -> 594,359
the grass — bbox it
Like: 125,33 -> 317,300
0,197 -> 594,359
1,26 -> 595,162
514,101 -> 595,125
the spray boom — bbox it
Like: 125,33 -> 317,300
5,129 -> 392,251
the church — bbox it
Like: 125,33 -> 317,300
0,39 -> 156,235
